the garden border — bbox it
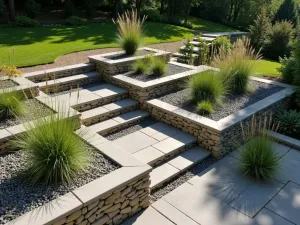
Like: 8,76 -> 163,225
142,77 -> 294,157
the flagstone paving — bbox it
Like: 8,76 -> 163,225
123,143 -> 300,225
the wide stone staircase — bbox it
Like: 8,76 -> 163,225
26,62 -> 211,192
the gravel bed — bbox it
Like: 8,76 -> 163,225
0,80 -> 19,89
159,81 -> 284,121
0,145 -> 119,224
150,156 -> 218,202
124,63 -> 191,82
105,119 -> 158,141
103,49 -> 151,60
0,99 -> 54,129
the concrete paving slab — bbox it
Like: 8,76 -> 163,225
266,182 -> 300,225
133,146 -> 164,165
253,208 -> 294,225
140,122 -> 174,137
150,163 -> 180,189
114,131 -> 158,154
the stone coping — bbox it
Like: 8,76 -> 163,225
112,62 -> 212,89
88,47 -> 170,64
265,130 -> 300,151
0,77 -> 38,96
146,77 -> 294,132
6,129 -> 151,225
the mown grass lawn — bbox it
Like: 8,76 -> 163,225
254,59 -> 281,77
0,22 -> 194,67
189,17 -> 239,32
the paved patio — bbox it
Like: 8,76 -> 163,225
123,142 -> 300,225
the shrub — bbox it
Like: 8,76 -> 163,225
278,56 -> 297,84
239,135 -> 280,180
141,8 -> 161,22
85,0 -> 96,17
249,6 -> 272,50
182,40 -> 194,65
15,15 -> 40,27
2,65 -> 22,78
113,10 -> 147,55
132,57 -> 149,74
194,37 -> 210,66
275,110 -> 300,136
274,0 -> 299,26
188,70 -> 227,104
212,36 -> 232,55
15,113 -> 91,186
25,0 -> 41,19
196,100 -> 214,114
264,21 -> 295,60
213,38 -> 261,94
294,86 -> 300,109
0,91 -> 26,119
64,0 -> 76,18
149,57 -> 168,76
65,16 -> 88,26
0,0 -> 5,18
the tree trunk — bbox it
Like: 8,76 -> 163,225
8,0 -> 16,21
113,0 -> 120,18
136,0 -> 143,15
160,0 -> 165,15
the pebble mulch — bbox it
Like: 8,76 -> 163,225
0,80 -> 19,89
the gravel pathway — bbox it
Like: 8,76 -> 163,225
0,99 -> 54,129
0,80 -> 19,89
0,145 -> 119,224
20,41 -> 185,74
159,81 -> 284,121
124,63 -> 191,82
105,119 -> 158,141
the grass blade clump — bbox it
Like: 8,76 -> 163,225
196,100 -> 214,115
15,112 -> 91,186
213,38 -> 261,94
239,135 -> 280,180
188,70 -> 227,105
132,56 -> 150,74
113,10 -> 147,55
149,56 -> 168,76
0,90 -> 26,119
275,109 -> 300,136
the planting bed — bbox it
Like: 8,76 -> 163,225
0,144 -> 119,225
159,81 -> 284,121
0,80 -> 18,89
124,63 -> 191,82
0,99 -> 54,129
103,49 -> 151,60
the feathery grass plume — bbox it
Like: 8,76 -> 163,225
113,10 -> 147,55
149,56 -> 168,76
0,89 -> 27,119
238,114 -> 281,180
213,38 -> 261,94
14,102 -> 91,186
188,70 -> 228,105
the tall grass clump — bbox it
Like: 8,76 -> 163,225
238,115 -> 280,180
213,38 -> 261,94
132,56 -> 150,74
188,70 -> 227,105
149,56 -> 168,76
113,10 -> 147,55
15,112 -> 91,186
0,90 -> 26,119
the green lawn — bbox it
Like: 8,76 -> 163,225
254,59 -> 281,77
189,17 -> 239,32
0,22 -> 194,67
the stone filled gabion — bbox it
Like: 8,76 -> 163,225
53,175 -> 151,225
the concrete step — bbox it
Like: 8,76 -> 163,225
192,36 -> 216,42
38,71 -> 101,93
172,52 -> 198,58
81,98 -> 139,125
189,41 -> 212,46
87,109 -> 149,136
24,63 -> 95,83
38,83 -> 128,112
150,146 -> 211,190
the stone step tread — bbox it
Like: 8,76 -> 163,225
173,52 -> 198,58
86,83 -> 128,98
150,146 -> 211,190
87,110 -> 149,134
193,36 -> 216,42
189,41 -> 212,46
81,98 -> 138,120
37,71 -> 100,87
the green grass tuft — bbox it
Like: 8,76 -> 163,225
0,91 -> 26,119
239,135 -> 280,180
275,110 -> 300,136
132,57 -> 149,74
14,113 -> 91,186
149,57 -> 168,76
196,100 -> 214,115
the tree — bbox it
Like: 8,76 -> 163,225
249,6 -> 272,50
274,0 -> 300,26
8,0 -> 16,21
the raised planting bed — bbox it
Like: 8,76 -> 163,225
4,131 -> 152,225
142,77 -> 294,158
104,62 -> 213,102
88,48 -> 172,76
0,77 -> 39,98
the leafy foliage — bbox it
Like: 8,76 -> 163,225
212,36 -> 232,55
196,100 -> 214,114
64,0 -> 76,18
278,56 -> 297,83
182,40 -> 195,65
239,135 -> 280,180
14,16 -> 40,27
0,91 -> 26,119
113,10 -> 147,55
65,16 -> 88,26
149,56 -> 168,76
25,0 -> 41,19
1,65 -> 22,78
275,109 -> 300,136
194,37 -> 210,66
274,0 -> 299,26
15,113 -> 91,186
